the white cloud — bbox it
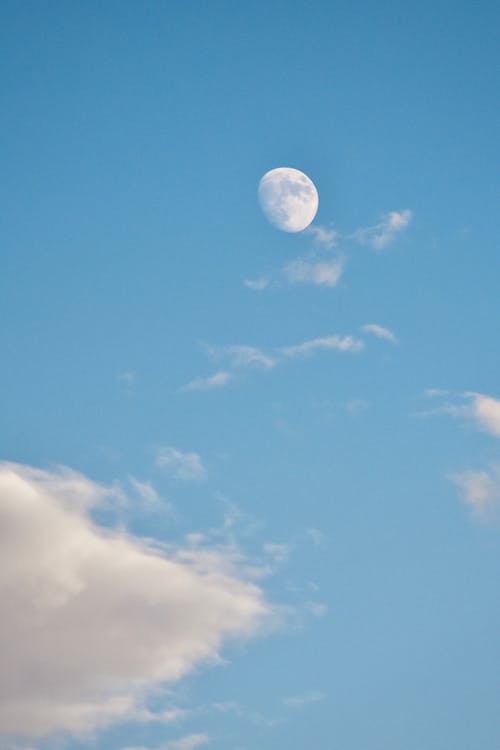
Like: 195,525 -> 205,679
207,344 -> 277,370
361,323 -> 398,344
156,447 -> 207,481
451,466 -> 500,520
0,463 -> 270,739
281,335 -> 364,358
282,256 -> 344,287
164,734 -> 209,750
244,277 -> 270,291
352,209 -> 412,250
306,225 -> 338,248
467,392 -> 500,437
181,371 -> 232,392
417,392 -> 500,438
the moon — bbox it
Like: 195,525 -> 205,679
258,167 -> 319,233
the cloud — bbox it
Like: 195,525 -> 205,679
451,465 -> 500,521
180,371 -> 232,392
0,462 -> 270,739
281,335 -> 364,358
156,446 -> 207,481
164,734 -> 209,750
416,392 -> 500,438
282,690 -> 325,709
466,392 -> 500,437
282,256 -> 344,287
306,225 -> 338,248
423,388 -> 450,398
352,209 -> 412,250
206,344 -> 277,370
361,323 -> 398,344
244,277 -> 270,291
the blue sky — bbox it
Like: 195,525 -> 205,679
1,2 -> 499,749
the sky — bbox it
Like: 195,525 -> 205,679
1,1 -> 499,749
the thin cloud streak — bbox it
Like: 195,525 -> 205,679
281,335 -> 364,358
361,323 -> 398,344
181,371 -> 233,392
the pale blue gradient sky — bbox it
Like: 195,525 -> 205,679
1,2 -> 499,749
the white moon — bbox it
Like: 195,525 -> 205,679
258,167 -> 319,233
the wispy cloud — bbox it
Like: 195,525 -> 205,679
283,256 -> 344,287
424,388 -> 450,398
184,332 -> 367,392
164,734 -> 209,750
206,344 -> 278,370
244,277 -> 270,291
451,465 -> 500,521
352,209 -> 412,250
416,391 -> 500,437
156,446 -> 207,481
128,476 -> 169,511
361,323 -> 398,344
181,371 -> 232,392
306,224 -> 338,248
282,690 -> 325,709
281,335 -> 364,358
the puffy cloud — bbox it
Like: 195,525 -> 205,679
281,335 -> 364,358
467,392 -> 500,437
361,323 -> 398,344
0,463 -> 269,739
282,256 -> 344,287
180,371 -> 232,392
352,209 -> 412,250
156,446 -> 207,481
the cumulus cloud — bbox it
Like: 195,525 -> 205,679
361,323 -> 398,344
181,371 -> 232,392
156,447 -> 207,481
281,335 -> 364,358
451,465 -> 500,520
0,462 -> 270,739
282,256 -> 344,287
352,209 -> 412,250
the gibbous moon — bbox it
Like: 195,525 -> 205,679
258,167 -> 319,233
